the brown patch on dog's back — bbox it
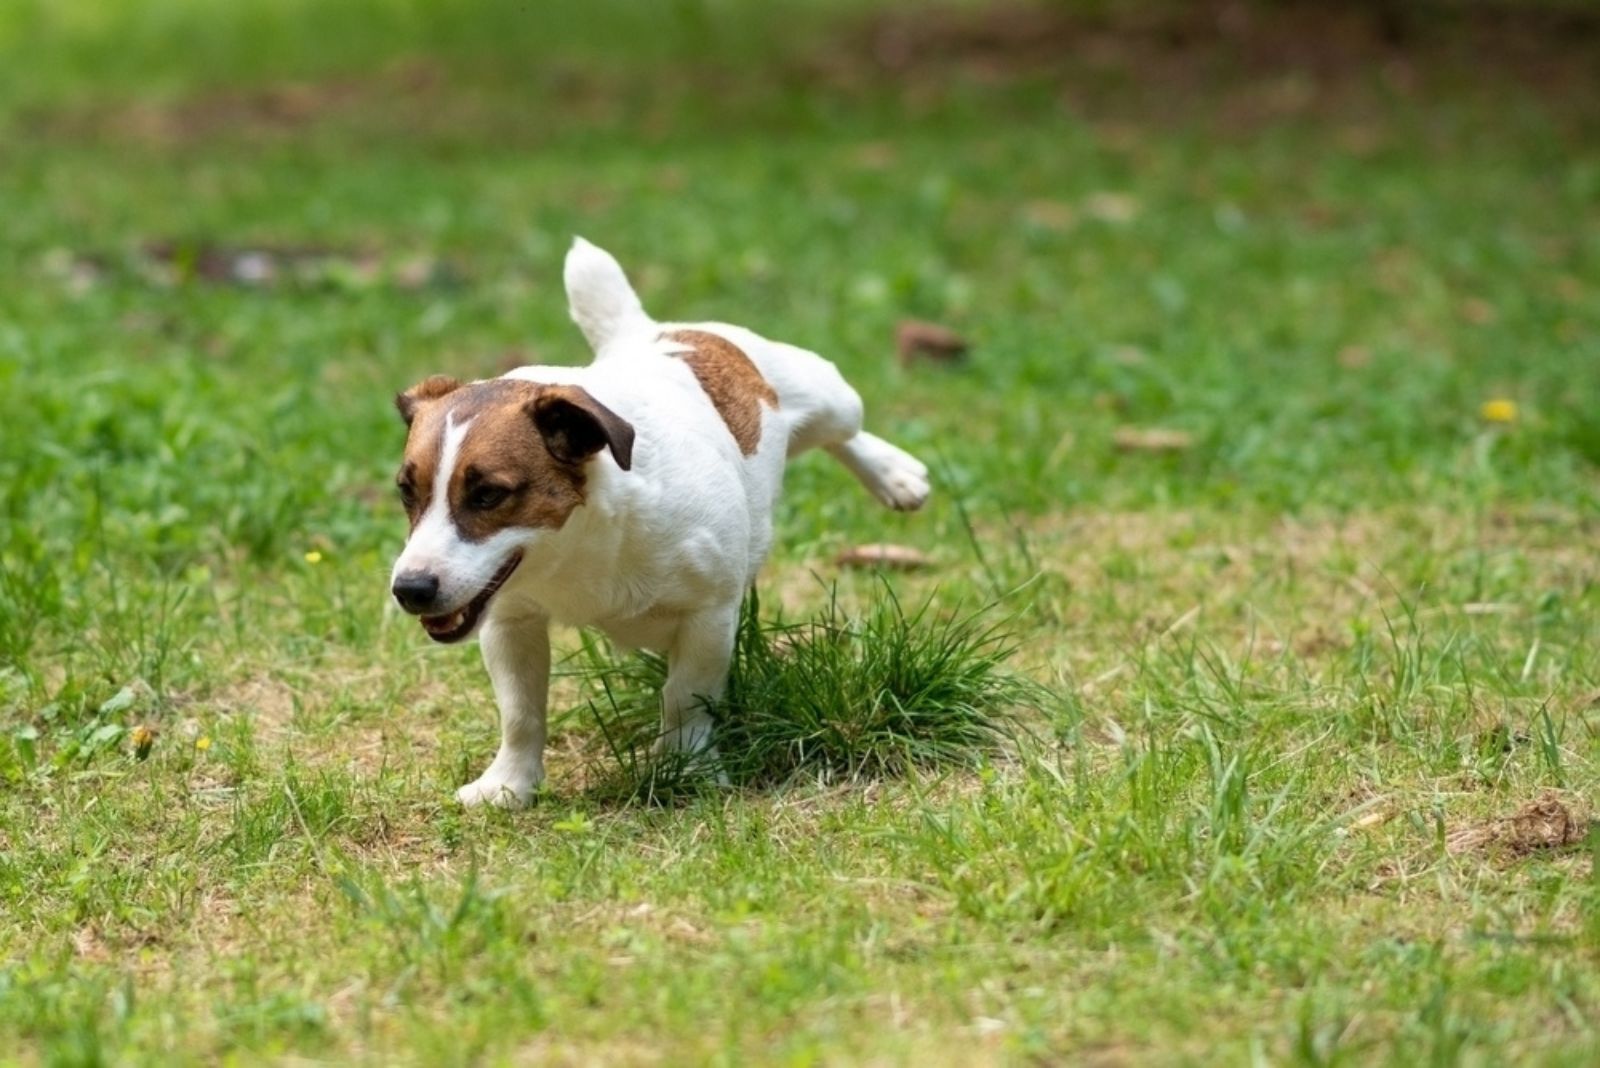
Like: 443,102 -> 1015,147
663,329 -> 778,456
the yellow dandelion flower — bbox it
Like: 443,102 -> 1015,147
1480,399 -> 1517,424
195,735 -> 212,752
131,724 -> 156,760
304,550 -> 324,564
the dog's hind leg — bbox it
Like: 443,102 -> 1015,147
458,612 -> 550,807
655,604 -> 737,778
825,432 -> 930,512
752,339 -> 931,511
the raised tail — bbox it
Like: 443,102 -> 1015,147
564,237 -> 653,356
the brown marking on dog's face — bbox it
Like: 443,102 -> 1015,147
448,383 -> 588,542
663,329 -> 778,456
395,383 -> 453,530
395,375 -> 462,426
394,378 -> 634,543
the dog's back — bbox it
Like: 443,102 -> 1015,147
562,238 -> 930,515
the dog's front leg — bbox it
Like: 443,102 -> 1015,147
657,604 -> 738,761
457,612 -> 550,807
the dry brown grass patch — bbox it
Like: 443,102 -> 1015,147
1446,791 -> 1594,859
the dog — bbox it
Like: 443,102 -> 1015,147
389,238 -> 930,806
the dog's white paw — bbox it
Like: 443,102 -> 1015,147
857,437 -> 931,512
873,463 -> 931,512
651,715 -> 729,784
654,713 -> 717,756
456,766 -> 540,808
652,740 -> 730,787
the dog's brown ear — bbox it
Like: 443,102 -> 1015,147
395,375 -> 462,426
529,387 -> 634,471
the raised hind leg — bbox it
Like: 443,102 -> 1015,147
738,336 -> 931,511
825,432 -> 930,511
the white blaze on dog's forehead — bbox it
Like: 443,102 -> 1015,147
416,412 -> 472,541
394,413 -> 473,577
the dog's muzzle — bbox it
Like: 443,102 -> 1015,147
412,552 -> 524,644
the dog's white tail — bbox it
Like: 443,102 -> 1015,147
565,237 -> 652,355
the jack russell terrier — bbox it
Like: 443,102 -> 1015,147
389,239 -> 930,806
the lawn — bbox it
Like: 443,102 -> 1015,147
2,0 -> 1598,1063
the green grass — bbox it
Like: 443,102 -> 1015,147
576,587 -> 1037,800
2,0 -> 1598,1063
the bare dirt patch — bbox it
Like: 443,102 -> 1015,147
777,0 -> 1600,150
985,503 -> 1596,702
824,1 -> 1600,101
19,57 -> 442,148
206,672 -> 300,737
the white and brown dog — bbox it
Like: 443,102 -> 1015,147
390,239 -> 929,806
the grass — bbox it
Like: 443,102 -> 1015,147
1,0 -> 1598,1062
576,586 -> 1037,800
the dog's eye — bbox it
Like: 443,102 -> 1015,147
396,481 -> 417,509
466,485 -> 511,511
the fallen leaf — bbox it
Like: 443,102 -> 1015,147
1445,792 -> 1591,857
896,320 -> 969,365
835,544 -> 933,570
1112,427 -> 1194,453
1350,808 -> 1390,831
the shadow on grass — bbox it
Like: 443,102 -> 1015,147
565,582 -> 1049,807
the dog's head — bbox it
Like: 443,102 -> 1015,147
388,375 -> 633,643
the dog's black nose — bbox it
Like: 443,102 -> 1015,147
392,572 -> 440,613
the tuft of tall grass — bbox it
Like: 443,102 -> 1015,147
568,584 -> 1043,801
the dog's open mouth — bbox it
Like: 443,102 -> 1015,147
419,552 -> 523,644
